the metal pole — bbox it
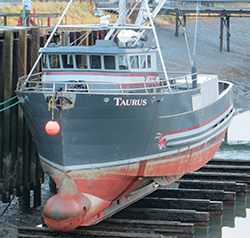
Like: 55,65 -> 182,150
119,0 -> 127,17
144,0 -> 170,90
226,16 -> 230,52
220,15 -> 224,52
192,61 -> 197,89
193,4 -> 199,58
175,13 -> 179,37
25,0 -> 74,82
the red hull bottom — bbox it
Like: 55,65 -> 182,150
41,129 -> 226,231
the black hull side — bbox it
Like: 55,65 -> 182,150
16,85 -> 233,167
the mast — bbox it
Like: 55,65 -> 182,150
144,0 -> 170,90
135,0 -> 168,26
151,0 -> 168,20
119,0 -> 127,16
106,0 -> 170,89
105,0 -> 139,40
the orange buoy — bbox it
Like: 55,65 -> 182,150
43,193 -> 83,232
45,120 -> 60,135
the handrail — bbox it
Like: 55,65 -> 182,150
16,72 -> 203,95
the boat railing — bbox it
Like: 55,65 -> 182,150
16,72 -> 202,94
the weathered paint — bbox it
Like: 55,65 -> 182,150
43,193 -> 84,232
40,127 -> 227,229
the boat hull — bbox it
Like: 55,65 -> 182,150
39,124 -> 227,226
16,86 -> 233,166
16,80 -> 234,229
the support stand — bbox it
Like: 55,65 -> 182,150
175,13 -> 186,37
220,13 -> 231,52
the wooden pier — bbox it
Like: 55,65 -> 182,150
0,27 -> 105,212
17,157 -> 250,237
0,27 -> 42,211
97,0 -> 250,52
165,7 -> 250,52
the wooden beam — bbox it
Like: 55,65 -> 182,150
16,30 -> 27,199
114,207 -> 209,228
183,172 -> 250,187
10,39 -> 20,196
0,40 -> 5,188
199,164 -> 250,174
30,28 -> 40,74
132,197 -> 223,216
2,30 -> 14,203
18,29 -> 27,76
101,218 -> 194,235
209,158 -> 250,166
149,187 -> 235,201
179,180 -> 247,198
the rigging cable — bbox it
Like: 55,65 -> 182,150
0,195 -> 16,217
180,2 -> 200,66
183,26 -> 192,67
145,0 -> 174,40
134,0 -> 174,42
0,96 -> 28,112
154,0 -> 174,28
177,6 -> 193,67
77,30 -> 92,46
69,30 -> 92,46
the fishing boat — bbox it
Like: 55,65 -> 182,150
16,0 -> 234,232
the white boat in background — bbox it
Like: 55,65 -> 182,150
227,110 -> 250,144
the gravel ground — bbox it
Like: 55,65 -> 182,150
157,16 -> 250,112
0,175 -> 52,237
0,17 -> 249,237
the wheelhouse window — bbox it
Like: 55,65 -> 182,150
76,54 -> 88,69
42,55 -> 48,68
62,54 -> 74,68
90,55 -> 101,69
49,55 -> 61,68
119,55 -> 128,70
104,55 -> 116,70
140,55 -> 146,69
147,55 -> 151,68
129,55 -> 139,69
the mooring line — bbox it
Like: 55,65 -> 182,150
0,96 -> 28,112
0,194 -> 16,217
0,95 -> 18,106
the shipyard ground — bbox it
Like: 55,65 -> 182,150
0,17 -> 249,237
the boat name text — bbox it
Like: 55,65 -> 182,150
114,98 -> 147,106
